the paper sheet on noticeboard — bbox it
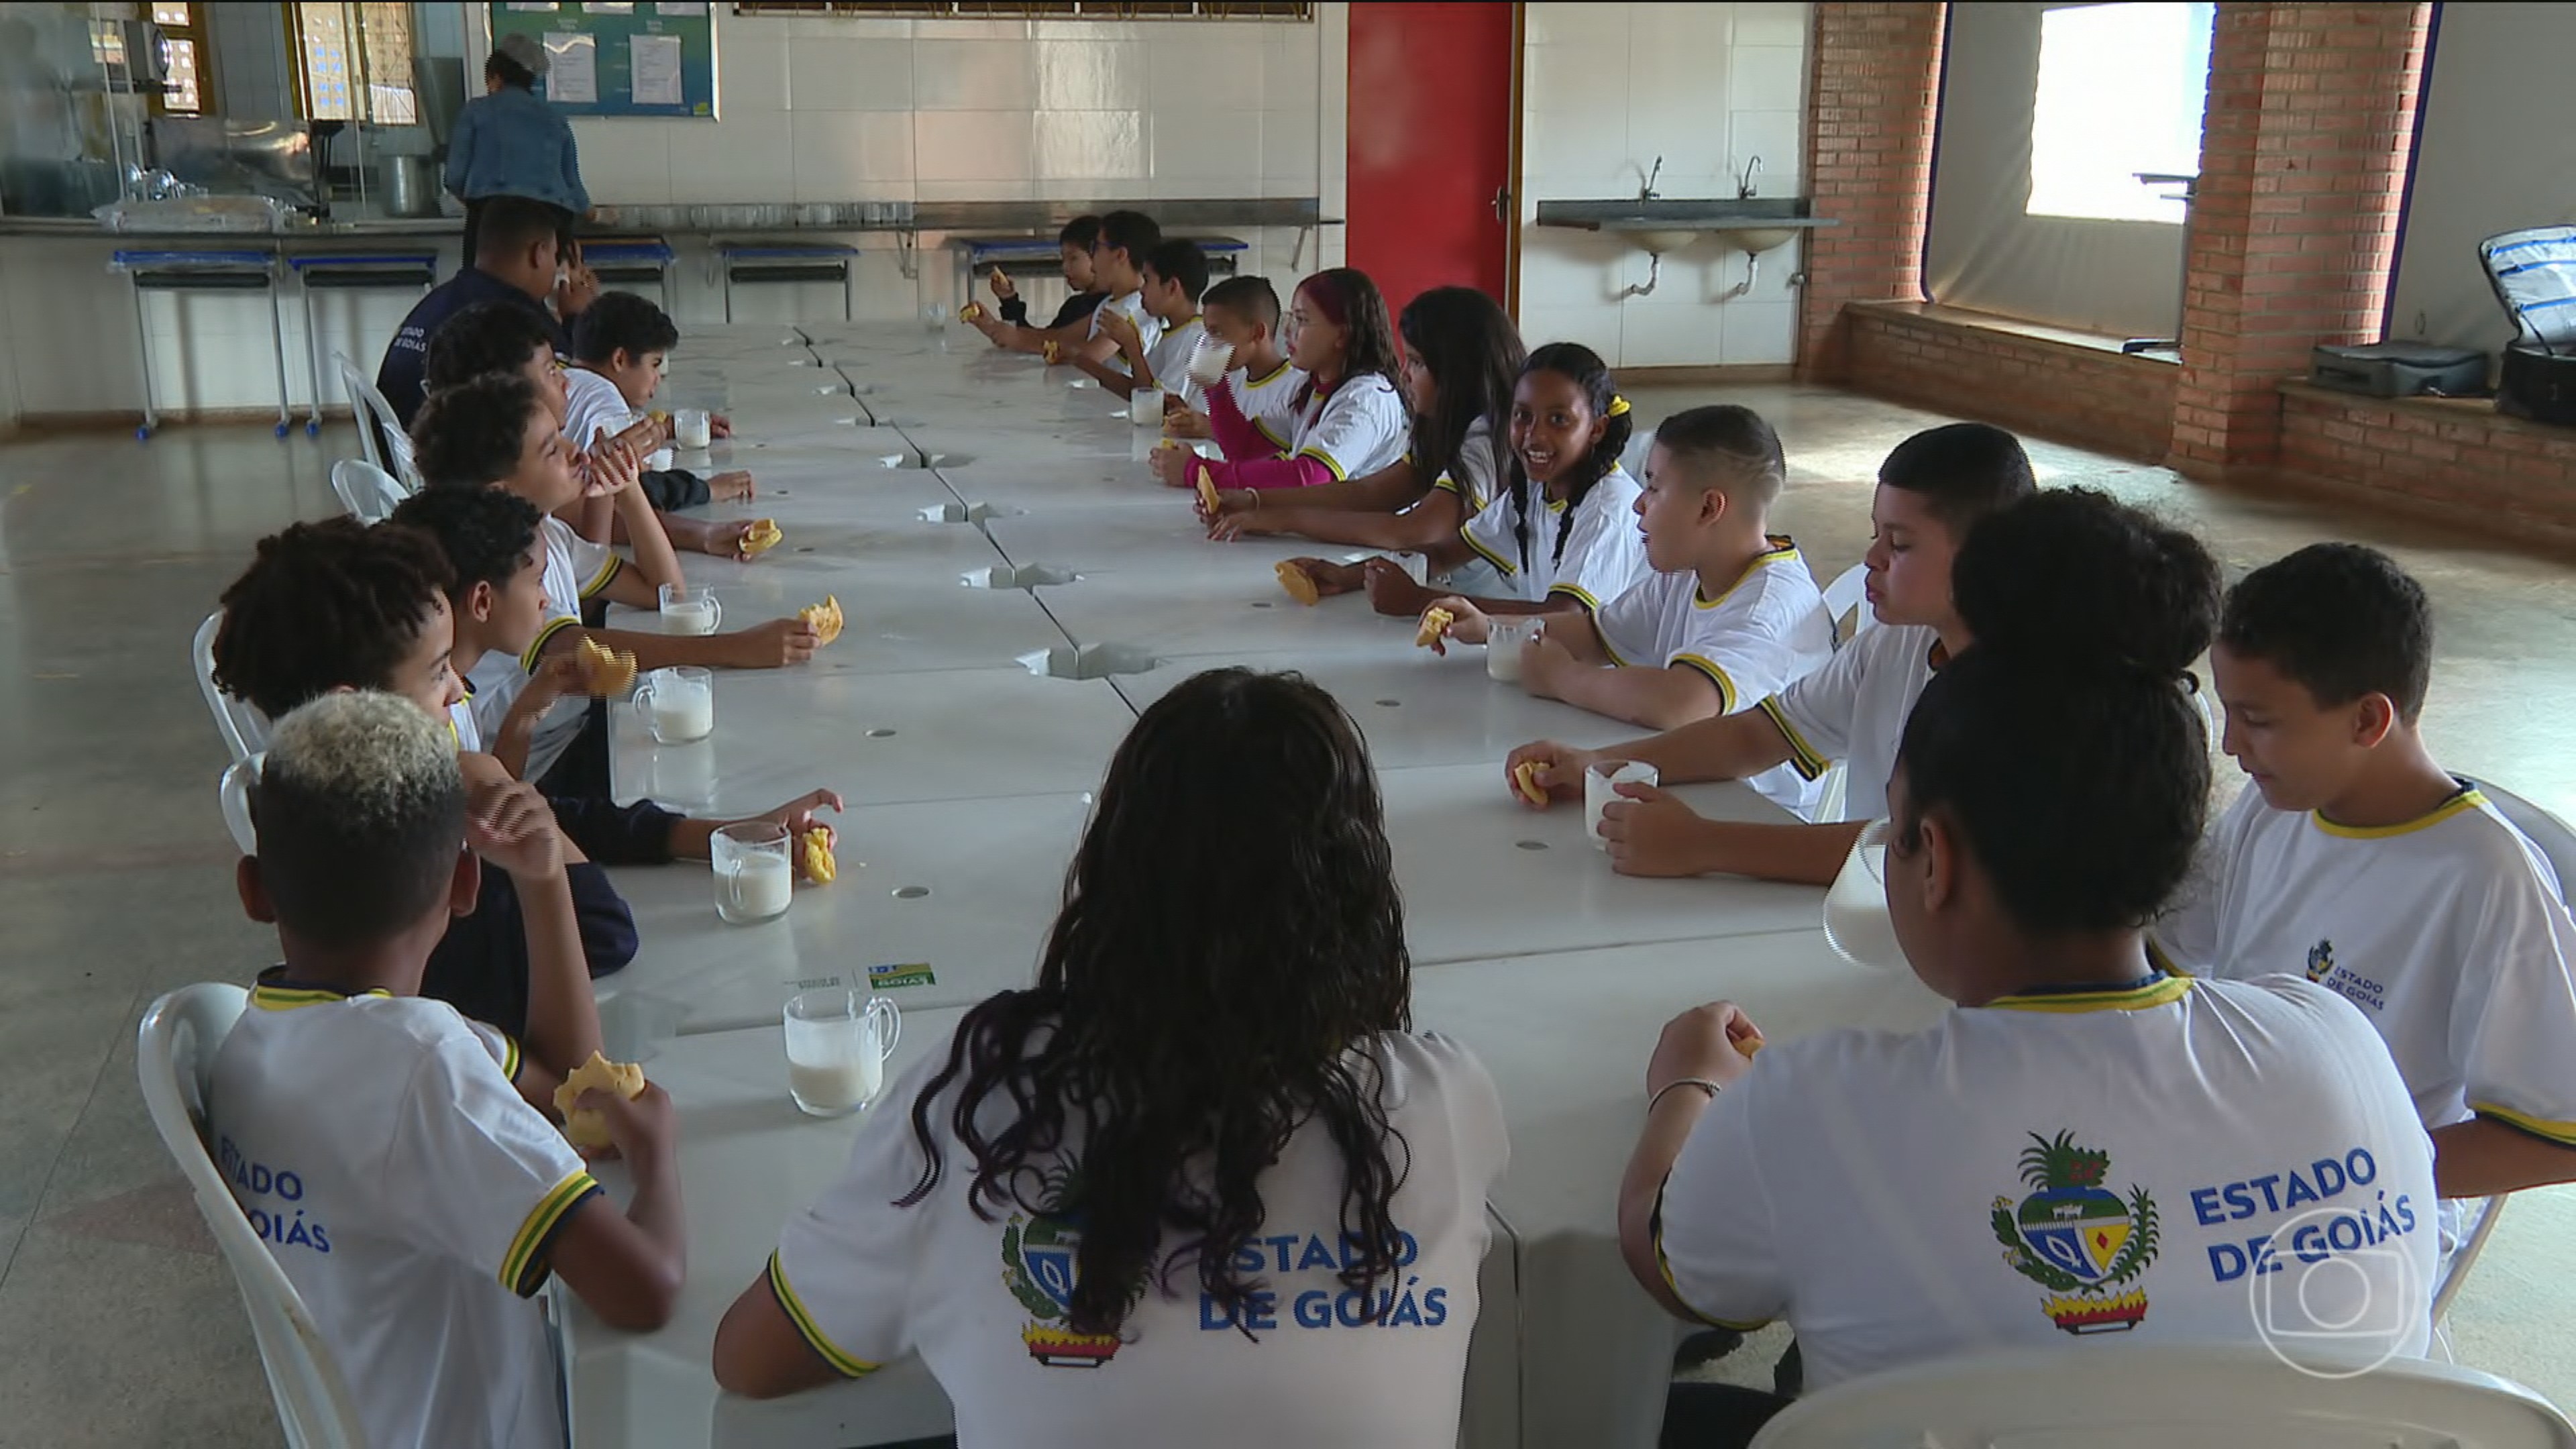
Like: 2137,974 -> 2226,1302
629,33 -> 683,107
545,32 -> 598,103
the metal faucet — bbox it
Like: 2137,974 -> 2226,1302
1640,156 -> 1663,204
1737,155 -> 1763,201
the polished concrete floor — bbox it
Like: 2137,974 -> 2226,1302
1,385 -> 2570,1444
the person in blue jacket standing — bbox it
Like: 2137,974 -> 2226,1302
447,34 -> 589,264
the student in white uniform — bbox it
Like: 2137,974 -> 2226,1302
1500,406 -> 1832,816
1371,342 -> 1646,636
715,670 -> 1508,1448
1505,423 -> 2036,881
209,692 -> 686,1449
1210,287 -> 1524,605
1621,539 -> 2435,1426
1088,237 -> 1210,409
1165,274 -> 1303,445
412,373 -> 818,787
1081,209 -> 1165,376
1151,267 -> 1410,496
2155,543 -> 2576,1212
422,299 -> 759,555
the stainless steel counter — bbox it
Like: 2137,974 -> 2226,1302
0,195 -> 1332,241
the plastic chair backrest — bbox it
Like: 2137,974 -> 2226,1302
382,427 -> 421,491
220,755 -> 260,855
1747,1343 -> 2576,1449
137,985 -> 369,1449
332,352 -> 389,474
1821,564 -> 1872,646
193,612 -> 270,763
329,458 -> 409,524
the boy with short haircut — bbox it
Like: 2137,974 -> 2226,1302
389,486 -> 842,860
967,215 -> 1106,344
1169,274 -> 1303,445
2155,543 -> 2576,1205
564,290 -> 756,513
209,516 -> 637,1034
1510,407 -> 1833,816
1085,237 -> 1210,407
973,210 -> 1161,371
424,302 -> 759,558
411,373 -> 818,785
211,692 -> 684,1449
1505,422 -> 2035,883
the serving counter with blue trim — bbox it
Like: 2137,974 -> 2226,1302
108,249 -> 294,439
283,252 -> 437,436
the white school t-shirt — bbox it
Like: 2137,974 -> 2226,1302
209,979 -> 598,1449
768,1028 -> 1508,1449
1458,464 -> 1651,610
468,515 -> 613,780
1424,415 -> 1507,514
1756,622 -> 1943,823
1228,360 -> 1307,451
2152,782 -> 2576,1152
1596,541 -> 1835,818
561,366 -> 641,453
1655,974 -> 2436,1393
1286,372 -> 1410,482
1141,315 -> 1208,410
1087,291 -> 1165,378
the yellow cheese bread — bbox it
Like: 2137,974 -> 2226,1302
801,827 -> 837,885
553,1051 -> 646,1150
1735,1031 -> 1766,1059
1195,465 -> 1220,516
739,518 -> 784,557
1415,606 -> 1455,649
1042,339 -> 1062,365
1511,759 -> 1549,806
1275,560 -> 1321,607
799,594 -> 845,646
577,637 -> 637,696
959,301 -> 984,323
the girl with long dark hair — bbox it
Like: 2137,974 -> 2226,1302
716,669 -> 1507,1446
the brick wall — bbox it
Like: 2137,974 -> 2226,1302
2168,3 -> 2430,472
2278,384 -> 2576,543
1796,1 -> 1945,383
1845,303 -> 2178,462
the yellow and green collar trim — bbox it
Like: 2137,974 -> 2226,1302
2310,786 -> 2485,841
250,980 -> 392,1012
1986,975 -> 2191,1014
1695,539 -> 1802,609
767,1251 -> 881,1377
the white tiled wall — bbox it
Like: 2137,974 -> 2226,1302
5,6 -> 1345,419
1518,2 -> 1811,370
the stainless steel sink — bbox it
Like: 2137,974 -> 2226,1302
1533,197 -> 1839,255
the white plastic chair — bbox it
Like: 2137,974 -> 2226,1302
138,984 -> 368,1449
219,755 -> 260,855
1748,1343 -> 2576,1449
193,613 -> 270,763
332,351 -> 393,471
329,458 -> 409,524
1821,563 -> 1873,646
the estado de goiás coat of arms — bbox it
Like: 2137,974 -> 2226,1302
1991,1130 -> 2160,1333
1000,1165 -> 1138,1368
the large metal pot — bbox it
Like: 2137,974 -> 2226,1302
378,153 -> 441,218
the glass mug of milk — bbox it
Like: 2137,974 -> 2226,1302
1130,386 -> 1165,426
659,582 -> 721,637
1487,615 -> 1544,683
712,820 -> 794,926
633,665 -> 715,745
1823,818 -> 1906,969
1585,760 -> 1659,851
1187,338 -> 1234,387
673,408 -> 713,450
783,989 -> 902,1117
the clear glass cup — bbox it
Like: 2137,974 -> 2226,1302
782,989 -> 902,1116
1487,615 -> 1546,682
673,407 -> 712,449
1129,386 -> 1165,426
1187,337 -> 1234,386
658,582 -> 722,637
633,665 -> 714,744
712,820 -> 794,924
1585,760 -> 1660,851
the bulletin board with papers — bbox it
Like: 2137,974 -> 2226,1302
486,2 -> 717,119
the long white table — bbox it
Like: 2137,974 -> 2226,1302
570,321 -> 1874,1449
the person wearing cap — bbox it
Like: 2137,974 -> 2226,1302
447,34 -> 590,264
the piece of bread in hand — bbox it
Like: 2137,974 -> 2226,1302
1415,606 -> 1455,649
798,594 -> 845,646
1275,561 -> 1321,607
739,518 -> 784,557
578,637 -> 637,696
1511,759 -> 1549,806
552,1051 -> 646,1150
800,827 -> 837,884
